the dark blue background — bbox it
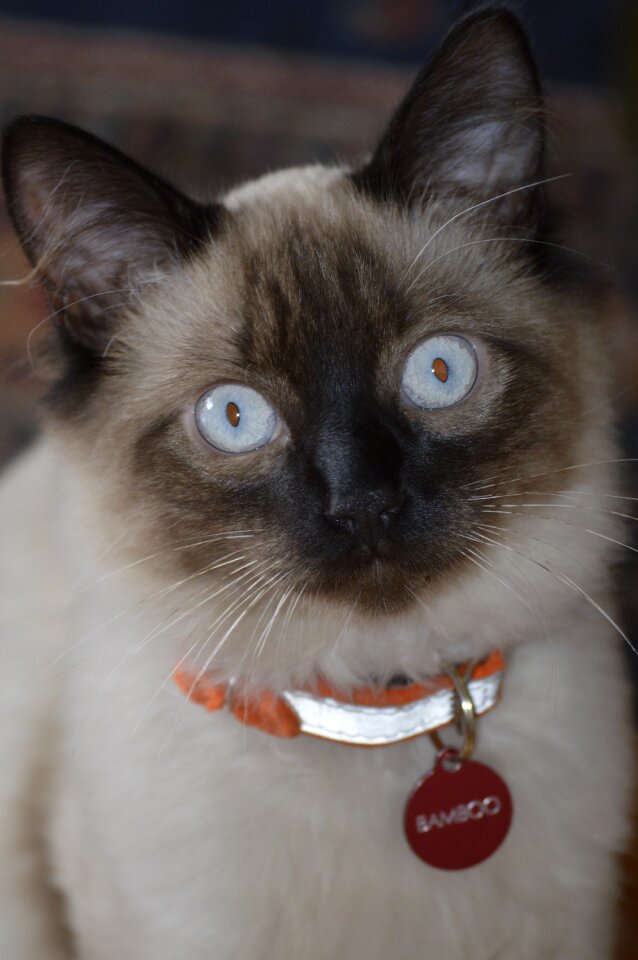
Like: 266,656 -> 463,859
0,0 -> 620,85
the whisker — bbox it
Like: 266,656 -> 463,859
150,570 -> 278,731
473,521 -> 591,581
466,489 -> 638,505
406,585 -> 450,640
461,458 -> 638,492
405,235 -> 601,295
275,582 -> 307,666
327,604 -> 356,666
187,567 -> 289,689
40,549 -> 251,678
402,173 -> 571,280
24,275 -> 170,371
101,556 -> 269,687
156,574 -> 285,754
254,586 -> 294,663
188,568 -> 277,675
458,536 -> 547,635
485,499 -> 638,521
94,532 -> 260,585
130,631 -> 206,736
480,508 -> 638,558
136,574 -> 276,735
189,572 -> 287,695
15,551 -> 259,716
469,523 -> 637,655
226,575 -> 296,693
473,529 -> 549,625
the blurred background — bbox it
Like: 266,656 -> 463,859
0,0 -> 637,949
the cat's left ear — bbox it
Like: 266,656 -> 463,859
1,116 -> 221,351
352,8 -> 544,227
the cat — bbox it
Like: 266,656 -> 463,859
0,7 -> 634,959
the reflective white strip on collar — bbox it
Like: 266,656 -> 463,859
281,671 -> 503,746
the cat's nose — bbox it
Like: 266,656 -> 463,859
324,490 -> 402,550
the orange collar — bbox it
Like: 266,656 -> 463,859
174,650 -> 505,747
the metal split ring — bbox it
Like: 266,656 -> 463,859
430,660 -> 477,763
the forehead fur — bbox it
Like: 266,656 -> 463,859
112,166 -> 563,413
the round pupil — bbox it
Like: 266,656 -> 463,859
226,401 -> 241,427
432,357 -> 449,383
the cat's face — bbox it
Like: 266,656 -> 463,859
118,179 -> 582,621
2,10 -> 613,680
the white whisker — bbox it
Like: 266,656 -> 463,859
461,458 -> 638,491
469,522 -> 637,655
458,536 -> 547,635
404,234 -> 601,296
480,507 -> 638,558
402,173 -> 571,280
102,556 -> 271,688
484,499 -> 638,525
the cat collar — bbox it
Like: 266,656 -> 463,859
173,650 -> 505,747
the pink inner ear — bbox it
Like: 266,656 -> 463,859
446,119 -> 539,193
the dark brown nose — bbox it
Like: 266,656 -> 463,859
324,489 -> 402,551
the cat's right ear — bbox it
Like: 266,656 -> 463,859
351,8 -> 544,228
1,116 -> 222,352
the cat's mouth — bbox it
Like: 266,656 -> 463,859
307,559 -> 434,615
289,496 -> 469,615
296,523 -> 487,614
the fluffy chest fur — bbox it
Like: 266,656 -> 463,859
0,8 -> 635,960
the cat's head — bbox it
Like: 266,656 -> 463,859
1,9 -> 615,685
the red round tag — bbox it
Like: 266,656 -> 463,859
404,750 -> 513,870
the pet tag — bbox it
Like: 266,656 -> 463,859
404,748 -> 512,870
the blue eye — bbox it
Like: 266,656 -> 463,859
401,335 -> 478,410
195,384 -> 279,454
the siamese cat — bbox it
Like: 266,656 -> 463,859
0,8 -> 633,959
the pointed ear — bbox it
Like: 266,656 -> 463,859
1,116 -> 221,351
352,8 -> 544,226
